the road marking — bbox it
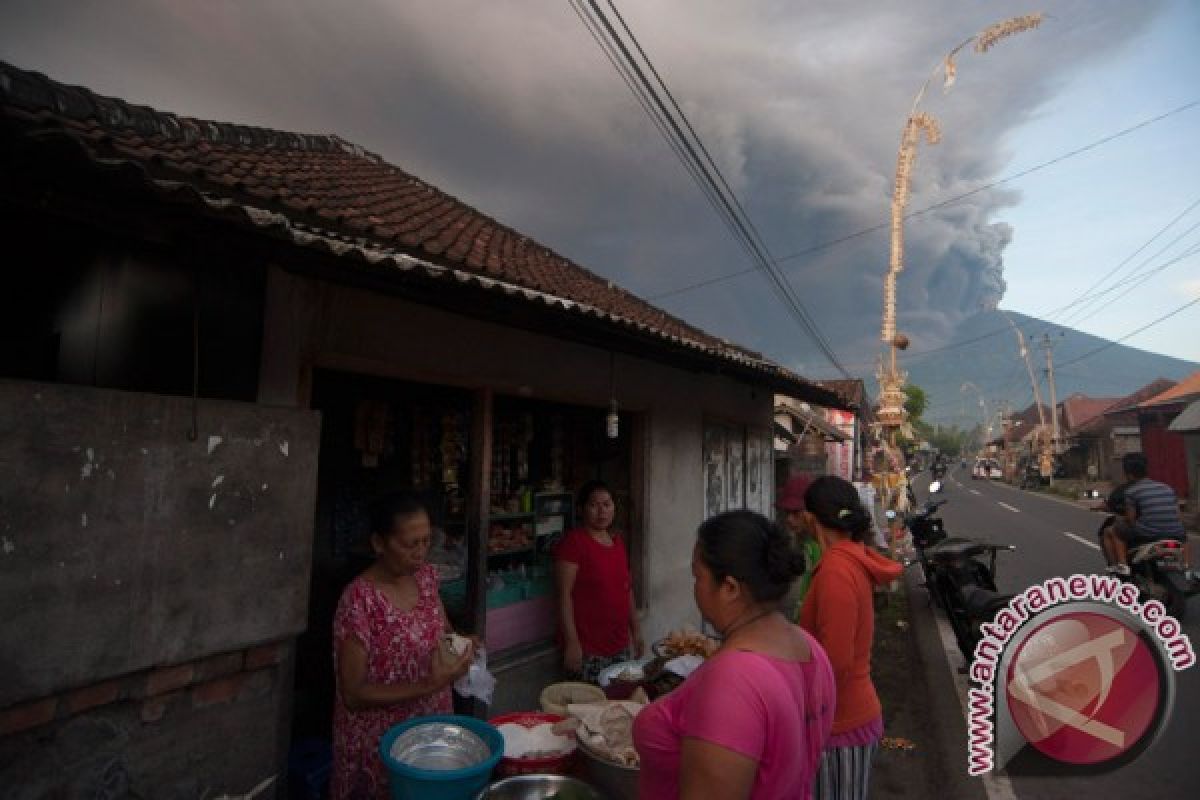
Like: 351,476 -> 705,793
969,489 -> 981,496
1064,532 -> 1102,551
998,502 -> 1021,513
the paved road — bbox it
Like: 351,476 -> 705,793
917,467 -> 1198,800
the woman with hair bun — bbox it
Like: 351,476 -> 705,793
633,510 -> 836,799
799,476 -> 902,800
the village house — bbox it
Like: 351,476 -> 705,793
1055,393 -> 1120,480
816,378 -> 874,483
0,62 -> 847,798
1133,372 -> 1200,507
1168,398 -> 1200,528
1070,379 -> 1177,485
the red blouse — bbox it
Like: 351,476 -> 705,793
555,528 -> 632,657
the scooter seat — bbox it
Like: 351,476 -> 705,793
927,539 -> 988,562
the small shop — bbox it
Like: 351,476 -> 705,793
0,62 -> 850,797
292,369 -> 638,740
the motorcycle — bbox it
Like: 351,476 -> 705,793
1095,517 -> 1198,621
1126,539 -> 1198,621
894,480 -> 1016,667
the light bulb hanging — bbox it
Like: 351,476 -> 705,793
606,352 -> 619,439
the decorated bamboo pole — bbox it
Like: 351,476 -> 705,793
876,12 -> 1043,509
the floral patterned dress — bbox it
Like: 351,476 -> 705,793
332,563 -> 452,800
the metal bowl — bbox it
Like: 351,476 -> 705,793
595,658 -> 650,688
388,721 -> 492,771
475,774 -> 604,800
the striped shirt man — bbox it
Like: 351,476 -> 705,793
1123,478 -> 1185,540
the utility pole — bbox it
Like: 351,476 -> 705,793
1042,333 -> 1060,486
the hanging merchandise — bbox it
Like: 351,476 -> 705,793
550,414 -> 565,488
411,406 -> 427,487
354,399 -> 392,468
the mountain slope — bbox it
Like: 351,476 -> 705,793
899,310 -> 1198,428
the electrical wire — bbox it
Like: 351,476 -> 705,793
649,100 -> 1200,301
571,0 -> 850,375
1046,195 -> 1200,323
1059,235 -> 1200,327
1055,295 -> 1200,369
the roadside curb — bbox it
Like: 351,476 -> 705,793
870,573 -> 988,800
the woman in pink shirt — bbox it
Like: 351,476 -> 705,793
633,510 -> 836,799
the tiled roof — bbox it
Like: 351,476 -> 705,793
0,61 -> 847,407
1079,378 -> 1178,433
817,379 -> 868,410
1059,394 -> 1120,433
1138,371 -> 1200,410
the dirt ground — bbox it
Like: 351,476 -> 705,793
869,588 -> 944,800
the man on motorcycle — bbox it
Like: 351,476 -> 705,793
1102,453 -> 1187,576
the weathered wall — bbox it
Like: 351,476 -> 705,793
0,641 -> 290,800
0,380 -> 320,705
259,268 -> 773,644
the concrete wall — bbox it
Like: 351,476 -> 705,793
0,380 -> 320,705
259,267 -> 773,644
0,380 -> 320,797
0,641 -> 291,800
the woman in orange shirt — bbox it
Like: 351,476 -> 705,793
798,476 -> 902,800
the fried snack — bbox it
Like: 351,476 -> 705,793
659,629 -> 719,658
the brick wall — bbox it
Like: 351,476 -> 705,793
0,640 -> 292,799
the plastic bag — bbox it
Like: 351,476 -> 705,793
454,647 -> 496,705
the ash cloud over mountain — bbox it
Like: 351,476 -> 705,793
0,0 -> 1163,375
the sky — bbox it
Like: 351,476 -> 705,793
1,0 -> 1197,380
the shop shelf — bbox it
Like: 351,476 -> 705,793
487,545 -> 533,558
488,512 -> 536,522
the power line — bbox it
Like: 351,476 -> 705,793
648,99 -> 1200,301
572,0 -> 850,375
565,1 -> 733,246
1059,232 -> 1200,327
1047,195 -> 1200,323
1056,295 -> 1200,369
833,201 -> 1200,369
602,0 -> 846,367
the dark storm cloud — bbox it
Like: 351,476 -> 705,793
0,0 -> 1164,376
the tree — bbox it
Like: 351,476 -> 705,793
903,384 -> 928,422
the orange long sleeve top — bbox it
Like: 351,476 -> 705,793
799,539 -> 902,734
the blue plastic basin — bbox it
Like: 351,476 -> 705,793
379,715 -> 504,800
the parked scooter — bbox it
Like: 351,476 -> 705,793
895,480 -> 1016,666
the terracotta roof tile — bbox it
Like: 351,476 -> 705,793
1138,371 -> 1200,409
1059,394 -> 1121,433
0,60 -> 848,407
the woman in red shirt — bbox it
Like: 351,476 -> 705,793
555,480 -> 643,681
799,476 -> 902,800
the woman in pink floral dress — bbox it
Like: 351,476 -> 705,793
332,493 -> 475,800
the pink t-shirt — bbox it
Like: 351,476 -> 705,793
632,631 -> 836,799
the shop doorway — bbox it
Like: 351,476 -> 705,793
291,369 -> 476,745
290,371 -> 640,749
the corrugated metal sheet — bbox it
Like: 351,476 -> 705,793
1141,418 -> 1189,498
1168,400 -> 1200,433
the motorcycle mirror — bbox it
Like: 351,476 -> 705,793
929,480 -> 943,494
